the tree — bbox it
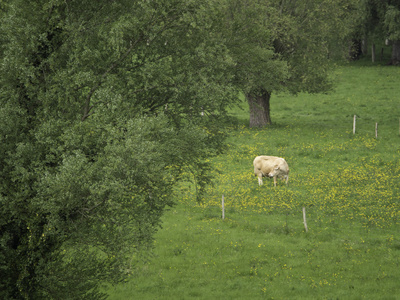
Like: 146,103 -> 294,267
222,0 -> 356,127
384,3 -> 400,64
0,0 -> 236,298
222,0 -> 288,127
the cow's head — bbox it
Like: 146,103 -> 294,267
268,165 -> 280,177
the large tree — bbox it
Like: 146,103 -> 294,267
223,0 -> 356,127
0,0 -> 236,298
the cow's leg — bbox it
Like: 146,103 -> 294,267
273,176 -> 277,187
258,175 -> 263,186
285,175 -> 289,185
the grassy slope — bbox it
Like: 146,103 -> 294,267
108,61 -> 400,299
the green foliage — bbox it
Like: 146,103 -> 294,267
223,0 -> 355,96
385,4 -> 400,40
270,0 -> 353,94
356,0 -> 400,42
0,0 -> 236,298
221,0 -> 289,94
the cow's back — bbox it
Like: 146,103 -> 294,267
253,156 -> 279,173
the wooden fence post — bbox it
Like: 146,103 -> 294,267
375,122 -> 378,139
222,194 -> 225,220
302,207 -> 308,232
353,115 -> 356,135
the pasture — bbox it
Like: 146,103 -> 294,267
108,62 -> 400,299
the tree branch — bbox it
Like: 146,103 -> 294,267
81,36 -> 144,121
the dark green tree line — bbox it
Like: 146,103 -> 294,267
355,0 -> 400,64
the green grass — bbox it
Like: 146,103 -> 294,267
107,61 -> 400,299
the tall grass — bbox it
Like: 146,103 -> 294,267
108,60 -> 400,299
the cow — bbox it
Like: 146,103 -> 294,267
253,156 -> 289,187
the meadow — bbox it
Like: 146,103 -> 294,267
108,60 -> 400,299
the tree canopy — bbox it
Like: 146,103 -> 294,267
0,0 -> 236,298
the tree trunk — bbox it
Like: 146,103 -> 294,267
246,90 -> 271,127
371,43 -> 375,63
361,38 -> 368,56
390,40 -> 400,65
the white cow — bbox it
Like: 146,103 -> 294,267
253,156 -> 289,187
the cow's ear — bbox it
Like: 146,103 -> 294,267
274,165 -> 279,170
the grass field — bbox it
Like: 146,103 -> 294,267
107,60 -> 400,299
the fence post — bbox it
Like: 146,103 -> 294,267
353,115 -> 356,135
222,194 -> 225,220
375,122 -> 378,139
302,207 -> 308,232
